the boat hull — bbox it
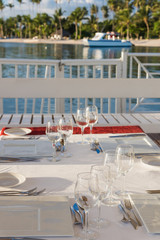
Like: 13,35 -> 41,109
83,39 -> 132,47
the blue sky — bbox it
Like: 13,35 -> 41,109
3,0 -> 107,19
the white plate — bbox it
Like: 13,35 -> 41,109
4,128 -> 31,136
130,194 -> 160,233
0,172 -> 26,187
99,135 -> 160,154
0,195 -> 74,238
142,155 -> 160,166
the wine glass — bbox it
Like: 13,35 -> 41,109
86,105 -> 98,142
57,117 -> 73,157
103,151 -> 120,206
76,108 -> 88,144
90,164 -> 109,228
46,121 -> 60,161
74,172 -> 98,240
116,144 -> 134,197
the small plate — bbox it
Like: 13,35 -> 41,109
4,128 -> 31,136
142,155 -> 160,166
0,172 -> 26,187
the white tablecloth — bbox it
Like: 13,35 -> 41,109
0,134 -> 160,240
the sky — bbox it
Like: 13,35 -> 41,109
2,0 -> 107,19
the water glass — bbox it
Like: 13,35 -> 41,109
74,172 -> 98,240
76,108 -> 88,144
90,164 -> 109,227
57,117 -> 73,157
116,144 -> 134,197
46,121 -> 60,161
103,151 -> 120,206
86,105 -> 98,142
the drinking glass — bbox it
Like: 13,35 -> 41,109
86,105 -> 98,142
76,108 -> 88,144
103,151 -> 120,206
57,117 -> 73,157
116,144 -> 134,197
46,121 -> 60,161
90,164 -> 109,227
74,172 -> 98,240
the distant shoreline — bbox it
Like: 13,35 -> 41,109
0,38 -> 160,47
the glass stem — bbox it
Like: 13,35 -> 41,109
122,174 -> 126,196
81,127 -> 84,144
84,210 -> 89,239
90,125 -> 93,141
97,200 -> 101,225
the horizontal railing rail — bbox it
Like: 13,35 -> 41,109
0,51 -> 160,114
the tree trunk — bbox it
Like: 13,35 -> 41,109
144,17 -> 149,39
75,22 -> 78,40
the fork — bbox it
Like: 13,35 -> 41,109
124,199 -> 142,226
0,187 -> 37,196
29,188 -> 46,196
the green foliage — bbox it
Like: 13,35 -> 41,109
0,0 -> 160,39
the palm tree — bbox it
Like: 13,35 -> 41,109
90,4 -> 98,19
0,0 -> 5,38
101,5 -> 109,31
133,0 -> 154,39
69,7 -> 88,40
30,0 -> 42,15
53,8 -> 65,39
87,15 -> 98,37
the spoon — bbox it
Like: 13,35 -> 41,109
73,203 -> 84,226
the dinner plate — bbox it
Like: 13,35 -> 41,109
130,194 -> 160,233
0,172 -> 26,187
4,128 -> 31,136
142,155 -> 160,166
0,195 -> 74,238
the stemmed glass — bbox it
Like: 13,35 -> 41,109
57,117 -> 73,157
74,172 -> 98,240
116,144 -> 134,197
76,108 -> 88,144
90,164 -> 109,228
46,121 -> 60,161
86,105 -> 98,142
103,151 -> 120,206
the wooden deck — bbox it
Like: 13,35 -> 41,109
1,113 -> 160,133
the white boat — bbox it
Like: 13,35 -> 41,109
83,32 -> 132,47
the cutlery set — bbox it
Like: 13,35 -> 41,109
119,199 -> 142,230
70,203 -> 84,227
0,187 -> 46,196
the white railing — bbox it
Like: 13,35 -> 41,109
0,51 -> 160,114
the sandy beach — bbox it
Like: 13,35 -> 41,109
0,38 -> 160,47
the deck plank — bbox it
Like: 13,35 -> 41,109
132,113 -> 151,124
102,114 -> 119,124
0,114 -> 12,126
142,113 -> 160,123
32,114 -> 42,125
111,114 -> 129,125
21,114 -> 32,125
43,114 -> 53,125
9,114 -> 22,125
122,114 -> 140,125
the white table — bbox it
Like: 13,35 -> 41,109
0,134 -> 160,240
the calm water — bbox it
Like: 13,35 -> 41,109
0,42 -> 160,113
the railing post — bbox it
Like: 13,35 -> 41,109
115,50 -> 128,113
54,61 -> 65,113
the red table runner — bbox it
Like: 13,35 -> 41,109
0,125 -> 143,136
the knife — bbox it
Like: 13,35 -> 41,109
0,156 -> 41,162
109,133 -> 145,138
